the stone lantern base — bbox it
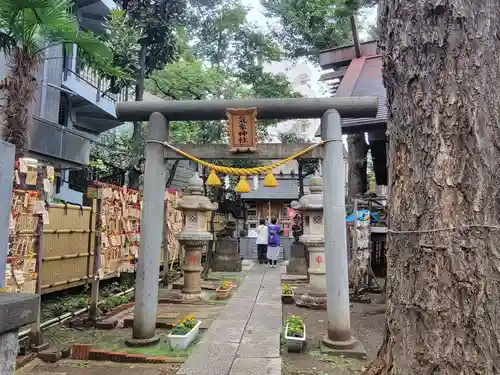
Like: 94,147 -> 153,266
296,290 -> 327,309
211,238 -> 242,272
296,239 -> 327,309
177,235 -> 212,302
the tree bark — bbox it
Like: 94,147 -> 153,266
298,162 -> 304,198
347,132 -> 368,201
365,1 -> 500,374
1,48 -> 39,158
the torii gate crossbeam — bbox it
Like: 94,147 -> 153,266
116,97 -> 378,356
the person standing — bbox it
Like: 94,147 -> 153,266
267,218 -> 281,268
256,218 -> 268,264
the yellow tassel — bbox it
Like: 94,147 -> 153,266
206,169 -> 222,187
263,172 -> 278,187
235,176 -> 251,193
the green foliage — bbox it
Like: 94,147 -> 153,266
99,9 -> 143,93
100,295 -> 129,314
171,314 -> 197,336
278,126 -> 318,178
261,0 -> 378,61
262,0 -> 351,60
94,0 -> 301,186
147,58 -> 225,100
123,0 -> 186,75
282,282 -> 293,295
285,315 -> 304,338
0,0 -> 111,62
0,0 -> 121,153
219,280 -> 232,290
189,0 -> 281,74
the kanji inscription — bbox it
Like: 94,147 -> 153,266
227,108 -> 257,152
187,254 -> 197,265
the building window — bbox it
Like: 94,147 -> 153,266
58,93 -> 69,126
189,160 -> 197,170
68,169 -> 88,193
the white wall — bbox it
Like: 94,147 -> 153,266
264,61 -> 321,142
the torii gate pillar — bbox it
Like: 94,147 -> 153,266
321,110 -> 365,357
126,112 -> 168,346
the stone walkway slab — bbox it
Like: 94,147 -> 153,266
177,342 -> 238,375
177,265 -> 282,375
236,329 -> 280,358
200,319 -> 247,343
229,358 -> 281,375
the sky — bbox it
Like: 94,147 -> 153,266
240,1 -> 378,146
242,0 -> 378,40
241,0 -> 378,99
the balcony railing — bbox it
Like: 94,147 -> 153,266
63,63 -> 131,104
29,117 -> 91,165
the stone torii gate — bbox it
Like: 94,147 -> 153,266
115,97 -> 378,354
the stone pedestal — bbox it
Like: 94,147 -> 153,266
179,236 -> 211,300
212,238 -> 242,272
297,237 -> 327,308
175,173 -> 218,301
286,243 -> 307,275
0,293 -> 39,375
291,175 -> 327,308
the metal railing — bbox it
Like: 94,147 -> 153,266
63,63 -> 130,104
29,117 -> 91,165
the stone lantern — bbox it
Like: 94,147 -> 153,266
175,173 -> 218,301
291,174 -> 326,308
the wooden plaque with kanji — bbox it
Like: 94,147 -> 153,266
227,108 -> 257,152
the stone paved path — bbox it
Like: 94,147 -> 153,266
177,265 -> 282,375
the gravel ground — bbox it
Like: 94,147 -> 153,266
282,284 -> 385,375
17,359 -> 180,375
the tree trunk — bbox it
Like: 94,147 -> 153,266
365,1 -> 500,374
161,160 -> 180,286
347,133 -> 368,201
0,48 -> 40,158
201,209 -> 216,279
298,162 -> 304,198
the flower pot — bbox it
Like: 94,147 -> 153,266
285,324 -> 306,353
216,286 -> 233,300
168,320 -> 201,350
281,290 -> 294,304
370,226 -> 387,234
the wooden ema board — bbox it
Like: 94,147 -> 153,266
227,108 -> 257,152
96,186 -> 184,276
98,186 -> 141,276
4,158 -> 55,293
4,189 -> 41,293
163,191 -> 183,265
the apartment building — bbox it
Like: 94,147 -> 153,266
264,61 -> 321,142
0,0 -> 129,204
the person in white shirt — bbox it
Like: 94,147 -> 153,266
256,219 -> 268,264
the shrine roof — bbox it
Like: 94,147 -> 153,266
316,55 -> 387,136
241,177 -> 299,201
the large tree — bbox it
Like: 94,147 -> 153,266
96,0 -> 186,188
261,0 -> 377,61
365,1 -> 500,374
262,0 -> 378,201
0,0 -> 114,157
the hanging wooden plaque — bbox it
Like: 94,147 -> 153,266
227,108 -> 257,152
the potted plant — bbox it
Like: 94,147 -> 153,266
284,315 -> 306,353
216,280 -> 233,300
168,314 -> 201,350
281,282 -> 294,304
370,222 -> 387,233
